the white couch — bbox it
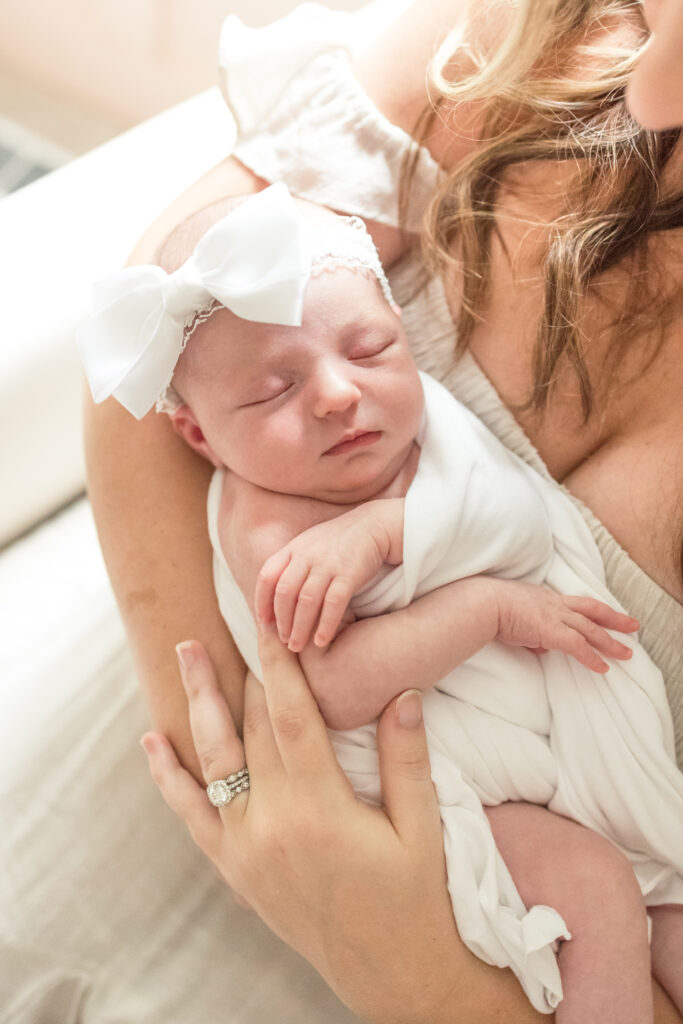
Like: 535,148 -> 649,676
0,87 -> 237,548
0,86 -> 366,1023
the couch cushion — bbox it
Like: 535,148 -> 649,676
0,87 -> 235,548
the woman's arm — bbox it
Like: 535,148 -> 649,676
84,158 -> 265,779
84,391 -> 245,779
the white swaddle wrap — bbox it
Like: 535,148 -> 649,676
208,371 -> 683,1014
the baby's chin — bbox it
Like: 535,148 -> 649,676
305,444 -> 418,505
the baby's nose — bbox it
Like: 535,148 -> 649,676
312,367 -> 361,417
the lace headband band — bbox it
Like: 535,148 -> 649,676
77,183 -> 394,419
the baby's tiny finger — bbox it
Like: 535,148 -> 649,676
592,632 -> 633,660
565,597 -> 639,632
560,627 -> 609,673
569,615 -> 633,662
274,560 -> 311,643
314,577 -> 353,647
288,573 -> 329,652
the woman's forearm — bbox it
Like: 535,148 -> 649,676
84,390 -> 246,779
84,157 -> 266,778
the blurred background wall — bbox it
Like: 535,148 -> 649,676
0,0 -> 366,154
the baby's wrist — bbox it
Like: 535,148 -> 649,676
466,575 -> 507,639
356,498 -> 404,565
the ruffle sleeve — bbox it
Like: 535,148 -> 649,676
218,2 -> 439,231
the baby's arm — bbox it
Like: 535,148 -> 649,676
254,504 -> 639,731
298,576 -> 637,730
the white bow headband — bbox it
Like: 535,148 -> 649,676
77,183 -> 394,419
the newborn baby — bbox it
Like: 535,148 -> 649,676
79,184 -> 683,1021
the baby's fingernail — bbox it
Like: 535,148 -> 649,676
176,642 -> 195,672
396,690 -> 423,728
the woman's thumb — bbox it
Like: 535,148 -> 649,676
376,690 -> 440,842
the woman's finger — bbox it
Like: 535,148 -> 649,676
176,641 -> 249,813
242,669 -> 283,783
141,731 -> 222,861
256,622 -> 344,781
375,690 -> 442,845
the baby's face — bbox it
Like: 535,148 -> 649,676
173,269 -> 424,503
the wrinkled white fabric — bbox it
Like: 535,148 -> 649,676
220,6 -> 440,232
208,372 -> 683,1014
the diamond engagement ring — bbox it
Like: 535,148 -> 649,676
206,767 -> 250,807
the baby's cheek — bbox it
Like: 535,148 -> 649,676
397,375 -> 425,436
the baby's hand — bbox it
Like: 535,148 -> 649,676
255,501 -> 403,653
494,581 -> 639,672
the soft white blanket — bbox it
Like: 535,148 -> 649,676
209,371 -> 683,1013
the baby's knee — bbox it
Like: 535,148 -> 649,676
487,804 -> 646,937
557,833 -> 647,939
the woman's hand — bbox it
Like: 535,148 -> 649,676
140,626 -> 524,1024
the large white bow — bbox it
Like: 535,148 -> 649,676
77,183 -> 312,419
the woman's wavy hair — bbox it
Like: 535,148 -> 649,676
404,0 -> 682,420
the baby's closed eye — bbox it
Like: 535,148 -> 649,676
347,335 -> 396,361
240,381 -> 293,407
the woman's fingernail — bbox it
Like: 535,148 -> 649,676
396,689 -> 423,728
257,618 -> 276,636
140,733 -> 155,755
176,642 -> 195,671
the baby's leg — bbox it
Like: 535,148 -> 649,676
650,905 -> 683,1014
485,802 -> 652,1024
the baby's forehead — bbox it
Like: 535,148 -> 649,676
188,267 -> 387,356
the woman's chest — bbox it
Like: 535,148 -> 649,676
461,253 -> 683,600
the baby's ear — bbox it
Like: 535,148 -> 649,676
169,406 -> 223,468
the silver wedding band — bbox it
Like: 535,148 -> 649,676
206,766 -> 250,807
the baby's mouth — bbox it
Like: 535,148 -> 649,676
323,431 -> 382,456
